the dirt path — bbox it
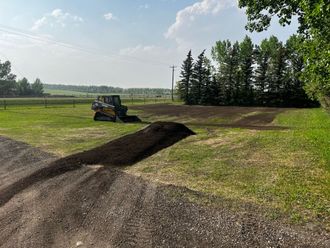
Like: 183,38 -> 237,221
0,136 -> 329,247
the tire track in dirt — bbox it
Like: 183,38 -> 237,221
112,183 -> 156,248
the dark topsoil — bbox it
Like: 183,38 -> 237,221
132,104 -> 289,130
0,122 -> 329,247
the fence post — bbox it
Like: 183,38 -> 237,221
73,99 -> 76,108
144,95 -> 146,104
4,100 -> 6,110
44,97 -> 47,108
131,94 -> 133,105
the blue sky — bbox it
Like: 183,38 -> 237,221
0,0 -> 298,88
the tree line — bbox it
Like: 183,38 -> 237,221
44,84 -> 171,96
238,0 -> 329,107
177,35 -> 318,107
0,60 -> 44,97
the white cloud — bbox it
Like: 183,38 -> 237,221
104,12 -> 118,21
165,0 -> 237,50
31,9 -> 84,31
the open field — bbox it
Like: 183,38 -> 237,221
0,103 -> 329,234
43,88 -> 98,96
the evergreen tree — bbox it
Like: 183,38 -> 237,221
254,39 -> 271,105
239,36 -> 254,105
190,50 -> 207,105
208,75 -> 222,105
200,57 -> 213,105
178,50 -> 194,104
267,36 -> 287,106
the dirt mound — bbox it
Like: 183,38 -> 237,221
63,121 -> 195,167
0,122 -> 195,207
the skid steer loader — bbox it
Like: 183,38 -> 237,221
91,95 -> 141,122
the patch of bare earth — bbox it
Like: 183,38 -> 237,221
132,104 -> 289,130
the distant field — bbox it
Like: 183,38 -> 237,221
43,88 -> 173,100
43,88 -> 97,96
0,103 -> 329,230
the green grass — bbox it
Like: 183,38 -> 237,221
129,108 -> 330,228
0,103 -> 329,229
0,104 -> 143,155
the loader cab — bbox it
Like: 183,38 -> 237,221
98,95 -> 122,107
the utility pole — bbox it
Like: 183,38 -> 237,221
170,65 -> 177,101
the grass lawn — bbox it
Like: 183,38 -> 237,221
0,103 -> 329,229
0,104 -> 143,155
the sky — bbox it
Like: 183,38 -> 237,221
0,0 -> 299,88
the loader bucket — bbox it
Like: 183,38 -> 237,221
117,115 -> 142,123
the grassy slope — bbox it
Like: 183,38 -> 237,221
0,104 -> 329,228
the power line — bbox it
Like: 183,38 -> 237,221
0,24 -> 172,67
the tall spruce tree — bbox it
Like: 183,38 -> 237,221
190,50 -> 207,105
267,36 -> 287,106
200,57 -> 213,105
178,50 -> 194,104
239,36 -> 254,105
255,39 -> 271,105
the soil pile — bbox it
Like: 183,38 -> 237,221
0,122 -> 195,207
62,121 -> 195,166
